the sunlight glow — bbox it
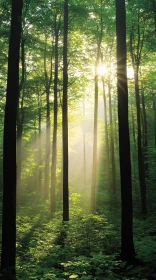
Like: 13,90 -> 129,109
127,67 -> 134,79
97,65 -> 107,76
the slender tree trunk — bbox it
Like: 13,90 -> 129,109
58,94 -> 63,200
153,101 -> 156,147
131,105 -> 137,190
16,103 -> 24,204
83,98 -> 86,186
141,88 -> 149,179
1,0 -> 23,273
108,81 -> 116,193
17,35 -> 25,204
116,0 -> 135,261
51,20 -> 59,213
45,87 -> 50,199
131,105 -> 136,145
102,77 -> 110,189
134,70 -> 147,214
91,28 -> 102,213
150,0 -> 156,34
129,6 -> 147,215
91,69 -> 98,213
113,97 -> 118,145
44,36 -> 52,199
33,121 -> 38,190
37,90 -> 42,192
63,0 -> 69,221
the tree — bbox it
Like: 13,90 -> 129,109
63,0 -> 69,221
150,0 -> 156,34
108,71 -> 116,194
44,35 -> 52,199
116,0 -> 135,260
91,1 -> 103,213
129,3 -> 147,215
17,31 -> 26,204
102,74 -> 110,189
1,0 -> 23,274
51,15 -> 60,213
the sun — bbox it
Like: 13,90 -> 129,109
97,64 -> 107,76
127,67 -> 134,79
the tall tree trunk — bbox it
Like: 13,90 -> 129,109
63,0 -> 69,221
141,87 -> 149,179
44,36 -> 52,199
150,0 -> 156,34
131,105 -> 137,191
1,0 -> 23,274
51,19 -> 59,213
91,68 -> 98,213
33,121 -> 38,190
108,81 -> 116,193
45,88 -> 50,199
16,94 -> 24,204
17,35 -> 25,204
134,70 -> 147,215
116,0 -> 135,261
83,98 -> 86,186
91,26 -> 102,213
131,105 -> 136,145
102,77 -> 110,189
153,101 -> 156,147
37,90 -> 42,192
129,7 -> 147,215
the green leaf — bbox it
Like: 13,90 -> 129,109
69,275 -> 79,279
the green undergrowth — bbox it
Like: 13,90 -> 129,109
16,192 -> 156,280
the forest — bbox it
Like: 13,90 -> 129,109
0,0 -> 156,279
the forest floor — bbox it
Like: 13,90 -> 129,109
14,191 -> 156,280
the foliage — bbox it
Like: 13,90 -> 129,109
11,192 -> 155,280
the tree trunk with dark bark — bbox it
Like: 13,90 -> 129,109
134,70 -> 147,215
102,77 -> 110,190
91,69 -> 98,213
1,0 -> 23,274
44,36 -> 52,199
37,90 -> 42,192
116,0 -> 135,261
51,18 -> 59,213
63,0 -> 69,221
141,87 -> 149,180
108,81 -> 116,193
17,35 -> 25,204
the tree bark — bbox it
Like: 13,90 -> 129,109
91,69 -> 98,213
91,27 -> 102,213
116,0 -> 135,261
102,77 -> 110,190
1,0 -> 23,273
63,0 -> 69,221
150,0 -> 156,34
83,98 -> 86,186
153,101 -> 156,147
51,17 -> 59,213
134,70 -> 147,215
17,35 -> 25,204
141,87 -> 149,180
44,36 -> 52,199
108,81 -> 116,193
129,19 -> 147,214
37,90 -> 42,192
